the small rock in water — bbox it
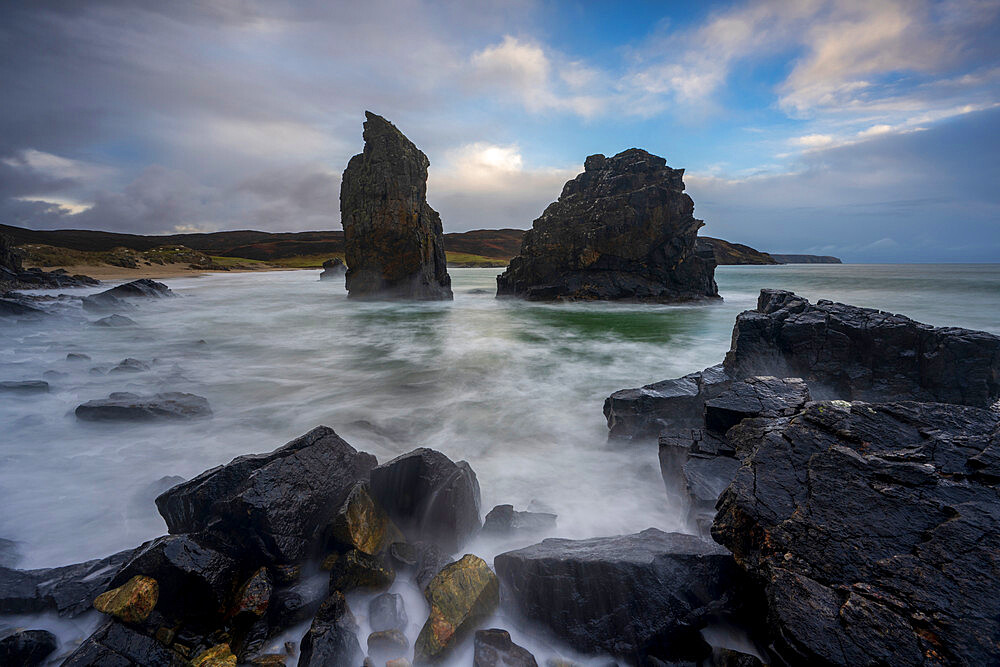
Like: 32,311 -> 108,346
93,314 -> 136,327
99,278 -> 174,299
75,392 -> 212,421
367,629 -> 409,661
109,357 -> 151,374
368,592 -> 408,632
66,352 -> 91,361
319,257 -> 346,280
0,629 -> 58,667
474,629 -> 538,667
482,504 -> 557,538
0,380 -> 49,394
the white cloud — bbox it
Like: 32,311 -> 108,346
792,134 -> 835,147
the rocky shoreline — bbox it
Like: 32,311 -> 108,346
2,277 -> 998,665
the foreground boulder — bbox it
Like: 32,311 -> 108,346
369,448 -> 481,553
319,257 -> 346,280
62,621 -> 186,666
156,426 -> 376,565
415,554 -> 500,664
75,392 -> 212,421
725,289 -> 1000,406
494,528 -> 754,662
496,149 -> 718,302
340,111 -> 452,300
298,592 -> 363,667
713,401 -> 1000,665
473,629 -> 537,667
93,574 -> 159,623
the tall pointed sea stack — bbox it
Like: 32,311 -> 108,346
340,112 -> 452,300
496,149 -> 718,301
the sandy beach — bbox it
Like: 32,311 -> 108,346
23,262 -> 304,281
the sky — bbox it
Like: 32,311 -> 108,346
1,0 -> 998,262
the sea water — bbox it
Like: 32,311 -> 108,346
1,263 -> 998,661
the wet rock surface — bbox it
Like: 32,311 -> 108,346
298,591 -> 363,667
76,391 -> 212,421
482,504 -> 557,538
99,278 -> 174,300
369,592 -> 408,632
369,448 -> 482,554
340,112 -> 452,300
495,528 -> 755,662
474,629 -> 538,667
497,149 -> 718,302
725,289 -> 1000,406
62,621 -> 187,666
156,425 -> 376,565
713,401 -> 1000,666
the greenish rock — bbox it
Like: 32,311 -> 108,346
329,549 -> 395,593
367,629 -> 409,661
330,481 -> 403,555
414,554 -> 499,664
93,574 -> 158,623
189,643 -> 237,667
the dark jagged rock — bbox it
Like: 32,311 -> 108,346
93,313 -> 137,327
369,592 -> 408,632
724,289 -> 1000,407
1,235 -> 99,290
109,357 -> 150,374
62,621 -> 186,666
0,547 -> 134,616
0,380 -> 49,394
604,364 -> 734,440
474,629 -> 538,667
340,111 -> 452,300
156,426 -> 376,565
99,278 -> 174,299
415,554 -> 500,664
369,448 -> 481,554
76,392 -> 211,421
494,529 -> 755,662
66,352 -> 91,361
703,376 -> 810,434
388,541 -> 450,592
496,149 -> 718,302
108,534 -> 240,629
482,504 -> 557,538
267,576 -> 327,629
712,401 -> 1000,666
298,592 -> 364,667
0,629 -> 58,666
324,480 -> 402,556
0,295 -> 46,317
319,257 -> 346,280
81,291 -> 135,313
328,548 -> 394,593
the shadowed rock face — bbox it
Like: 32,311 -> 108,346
496,149 -> 718,302
340,112 -> 452,300
713,401 -> 1000,666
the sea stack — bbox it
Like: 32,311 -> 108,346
496,149 -> 718,301
340,112 -> 452,300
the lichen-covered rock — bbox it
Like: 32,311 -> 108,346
724,289 -> 1000,406
497,149 -> 718,302
75,392 -> 211,421
340,111 -> 452,300
93,574 -> 158,623
713,401 -> 1000,665
414,554 -> 499,664
473,629 -> 538,667
0,629 -> 57,667
298,592 -> 364,667
190,643 -> 238,667
369,448 -> 481,554
329,548 -> 394,593
155,426 -> 376,565
327,481 -> 401,555
494,529 -> 754,662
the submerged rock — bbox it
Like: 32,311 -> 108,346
99,278 -> 174,299
481,504 -> 557,538
298,592 -> 363,667
368,629 -> 409,661
713,401 -> 1000,665
724,288 -> 1000,406
497,149 -> 718,302
93,313 -> 137,327
75,391 -> 211,421
369,448 -> 482,554
369,592 -> 408,632
473,629 -> 538,667
494,529 -> 753,662
340,111 -> 452,300
156,425 -> 376,565
319,257 -> 346,280
415,554 -> 500,664
0,629 -> 58,667
0,380 -> 49,394
328,549 -> 395,593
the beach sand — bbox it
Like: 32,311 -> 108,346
23,262 -> 306,281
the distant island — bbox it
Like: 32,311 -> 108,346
0,223 -> 840,277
